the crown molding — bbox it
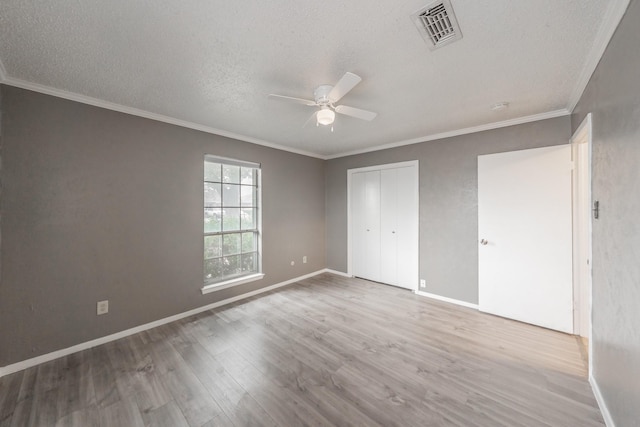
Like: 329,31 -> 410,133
0,1 -> 626,160
2,75 -> 573,161
0,76 -> 325,160
567,0 -> 631,112
325,109 -> 571,159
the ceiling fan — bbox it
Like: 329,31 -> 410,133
268,72 -> 377,129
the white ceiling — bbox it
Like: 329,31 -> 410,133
0,0 -> 629,158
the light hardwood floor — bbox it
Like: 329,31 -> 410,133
0,274 -> 604,426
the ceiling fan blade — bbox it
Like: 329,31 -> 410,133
328,72 -> 362,103
303,111 -> 318,128
335,105 -> 377,121
268,94 -> 316,106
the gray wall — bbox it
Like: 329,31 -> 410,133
572,0 -> 640,424
0,85 -> 326,366
326,117 -> 570,304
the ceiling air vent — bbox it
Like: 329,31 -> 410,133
411,0 -> 463,50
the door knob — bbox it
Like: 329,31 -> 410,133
480,239 -> 488,245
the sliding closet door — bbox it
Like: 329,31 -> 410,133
351,170 -> 381,282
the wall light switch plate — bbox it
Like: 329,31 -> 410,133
303,256 -> 307,264
97,300 -> 109,315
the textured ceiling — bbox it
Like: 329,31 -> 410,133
0,0 -> 627,157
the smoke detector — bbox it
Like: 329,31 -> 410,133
411,0 -> 463,50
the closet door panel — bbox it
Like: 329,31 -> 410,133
362,171 -> 381,281
351,170 -> 381,281
394,166 -> 419,289
380,169 -> 398,285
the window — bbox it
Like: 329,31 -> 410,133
203,155 -> 262,292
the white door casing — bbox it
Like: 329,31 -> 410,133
571,113 -> 593,338
478,145 -> 573,333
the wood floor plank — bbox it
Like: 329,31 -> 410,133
98,399 -> 145,427
141,401 -> 190,427
55,351 -> 96,420
161,365 -> 222,426
53,405 -> 100,427
215,348 -> 336,427
0,273 -> 604,426
172,338 -> 278,426
0,371 -> 23,426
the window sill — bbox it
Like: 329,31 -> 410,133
201,273 -> 265,295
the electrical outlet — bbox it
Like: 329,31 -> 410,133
303,256 -> 307,264
290,261 -> 295,266
97,300 -> 109,315
420,279 -> 426,288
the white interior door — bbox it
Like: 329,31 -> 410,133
478,145 -> 573,333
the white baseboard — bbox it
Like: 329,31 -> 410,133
414,290 -> 479,310
0,269 -> 326,378
590,375 -> 616,427
323,269 -> 352,278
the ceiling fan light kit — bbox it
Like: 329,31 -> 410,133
317,108 -> 335,126
268,72 -> 377,129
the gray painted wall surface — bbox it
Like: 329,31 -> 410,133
0,85 -> 325,366
326,117 -> 570,304
572,0 -> 640,424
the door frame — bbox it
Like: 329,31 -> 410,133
347,160 -> 419,288
571,114 -> 593,345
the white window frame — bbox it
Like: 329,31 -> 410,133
202,155 -> 263,294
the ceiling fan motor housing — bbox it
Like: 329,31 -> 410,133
314,85 -> 333,105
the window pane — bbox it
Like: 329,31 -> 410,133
241,232 -> 255,253
222,233 -> 241,256
241,208 -> 255,230
204,235 -> 222,259
204,258 -> 223,281
223,165 -> 240,184
222,208 -> 240,231
223,184 -> 240,207
204,208 -> 222,233
241,253 -> 257,273
204,158 -> 260,284
240,185 -> 255,207
204,183 -> 222,207
222,255 -> 241,277
241,167 -> 256,185
204,162 -> 222,182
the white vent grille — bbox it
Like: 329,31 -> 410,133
411,0 -> 463,50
